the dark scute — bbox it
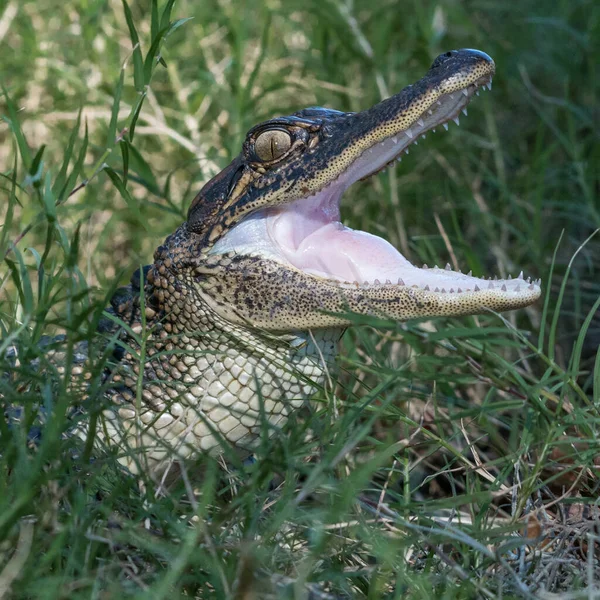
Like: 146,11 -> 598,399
110,286 -> 134,312
129,265 -> 151,292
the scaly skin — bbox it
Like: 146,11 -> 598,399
94,49 -> 541,474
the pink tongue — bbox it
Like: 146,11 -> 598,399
273,220 -> 413,282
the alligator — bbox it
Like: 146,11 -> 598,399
25,49 -> 544,475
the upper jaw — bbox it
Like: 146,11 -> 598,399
334,75 -> 491,187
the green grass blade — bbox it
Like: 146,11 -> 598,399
151,0 -> 159,42
548,229 -> 599,362
160,0 -> 177,30
52,108 -> 82,200
25,144 -> 45,189
121,0 -> 144,92
0,153 -> 18,255
538,230 -> 563,355
104,166 -> 148,231
119,139 -> 130,186
108,67 -> 125,149
127,92 -> 146,143
594,346 -> 600,405
1,86 -> 31,169
127,143 -> 159,195
59,122 -> 88,202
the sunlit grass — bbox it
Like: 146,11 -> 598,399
0,0 -> 598,597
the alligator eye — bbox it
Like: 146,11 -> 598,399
254,129 -> 292,161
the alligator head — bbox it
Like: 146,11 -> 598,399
112,49 -> 541,471
154,48 -> 540,333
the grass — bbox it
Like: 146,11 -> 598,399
0,0 -> 599,597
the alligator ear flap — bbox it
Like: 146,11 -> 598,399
187,157 -> 244,237
187,190 -> 219,238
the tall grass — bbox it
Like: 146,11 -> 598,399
0,0 -> 598,597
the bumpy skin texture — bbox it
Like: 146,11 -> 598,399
105,266 -> 341,473
86,49 -> 541,475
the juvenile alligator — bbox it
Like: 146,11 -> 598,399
44,49 -> 544,474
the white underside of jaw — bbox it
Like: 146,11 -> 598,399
211,75 -> 541,297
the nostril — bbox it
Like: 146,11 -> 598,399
431,50 -> 457,69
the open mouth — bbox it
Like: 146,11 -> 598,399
211,70 -> 541,301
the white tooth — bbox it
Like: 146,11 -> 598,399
434,287 -> 440,292
453,117 -> 460,126
421,134 -> 426,140
374,279 -> 381,285
476,90 -> 480,96
414,140 -> 418,145
417,118 -> 425,127
427,109 -> 433,115
405,148 -> 409,155
518,271 -> 523,279
437,101 -> 442,106
486,81 -> 492,91
526,277 -> 531,283
445,263 -> 452,271
501,284 -> 507,291
467,270 -> 472,276
457,288 -> 462,293
443,123 -> 449,131
449,93 -> 455,100
474,285 -> 480,291
396,157 -> 402,162
423,264 -> 429,269
405,128 -> 414,138
392,136 -> 398,144
441,288 -> 446,293
462,89 -> 469,97
508,274 -> 512,280
385,279 -> 391,284
528,284 -> 534,290
424,285 -> 430,291
462,108 -> 468,116
432,128 -> 436,133
397,278 -> 405,285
